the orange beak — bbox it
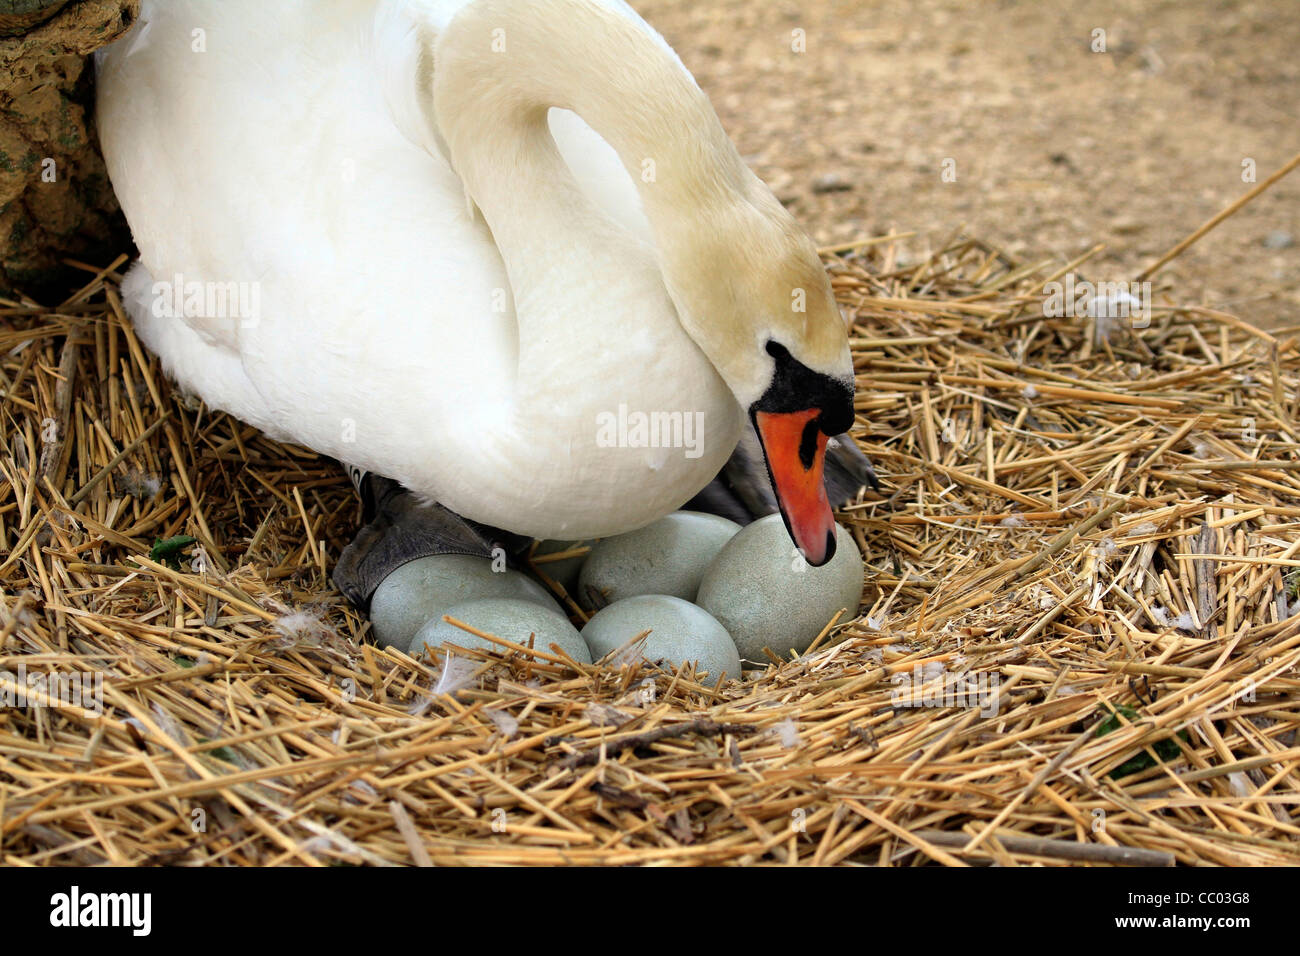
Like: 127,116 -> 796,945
753,408 -> 837,566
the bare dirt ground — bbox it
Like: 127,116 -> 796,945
640,0 -> 1298,327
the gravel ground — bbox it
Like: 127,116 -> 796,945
641,0 -> 1299,327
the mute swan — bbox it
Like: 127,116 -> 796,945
95,0 -> 861,569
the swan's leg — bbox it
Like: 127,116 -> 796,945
331,469 -> 528,609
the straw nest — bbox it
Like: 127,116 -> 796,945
2,236 -> 1298,867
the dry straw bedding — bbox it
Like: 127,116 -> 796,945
1,236 -> 1298,867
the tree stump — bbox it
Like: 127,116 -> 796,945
0,0 -> 138,298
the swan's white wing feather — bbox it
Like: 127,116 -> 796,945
94,0 -> 739,539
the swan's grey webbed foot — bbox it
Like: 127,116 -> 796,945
332,470 -> 528,609
683,421 -> 879,524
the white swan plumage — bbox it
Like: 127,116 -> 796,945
95,0 -> 857,563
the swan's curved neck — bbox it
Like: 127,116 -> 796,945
433,0 -> 750,240
416,0 -> 744,535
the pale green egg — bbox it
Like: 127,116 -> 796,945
409,597 -> 591,664
369,554 -> 559,650
577,511 -> 740,609
581,594 -> 741,681
528,539 -> 592,593
697,514 -> 864,663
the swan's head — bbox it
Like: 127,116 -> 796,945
663,187 -> 856,566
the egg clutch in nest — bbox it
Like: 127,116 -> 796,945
1,234 -> 1299,866
371,512 -> 865,682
